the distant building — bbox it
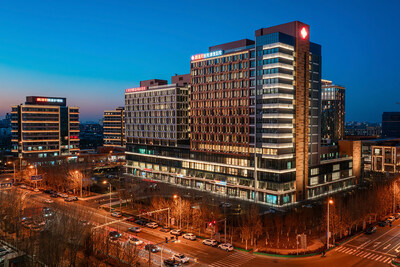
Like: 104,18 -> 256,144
103,107 -> 125,147
0,113 -> 12,154
79,122 -> 103,149
11,96 -> 79,159
321,79 -> 345,145
382,112 -> 400,138
345,121 -> 381,138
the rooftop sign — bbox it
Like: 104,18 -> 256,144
191,50 -> 223,61
36,97 -> 64,103
125,87 -> 147,93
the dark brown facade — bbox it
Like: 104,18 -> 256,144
190,51 -> 251,156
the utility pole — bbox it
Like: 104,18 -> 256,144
327,198 -> 333,249
224,218 -> 227,243
394,181 -> 396,214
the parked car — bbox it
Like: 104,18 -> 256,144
159,227 -> 170,232
218,243 -> 234,251
43,189 -> 52,194
146,222 -> 158,229
182,233 -> 196,240
19,185 -> 27,189
395,213 -> 400,219
44,199 -> 54,204
387,216 -> 396,222
164,258 -> 181,267
135,219 -> 147,226
58,193 -> 68,198
128,237 -> 143,246
126,217 -> 136,222
378,220 -> 388,227
172,253 -> 190,263
108,231 -> 121,240
170,229 -> 182,236
202,239 -> 218,246
365,226 -> 377,234
128,227 -> 141,233
65,197 -> 76,202
50,194 -> 58,198
219,202 -> 232,208
145,244 -> 160,253
111,212 -> 122,218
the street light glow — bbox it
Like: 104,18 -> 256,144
329,199 -> 334,204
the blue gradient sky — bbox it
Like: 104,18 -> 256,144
0,0 -> 399,122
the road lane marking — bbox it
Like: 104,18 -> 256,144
376,256 -> 382,261
362,252 -> 371,258
373,242 -> 381,248
383,244 -> 391,250
394,244 -> 400,253
357,240 -> 371,249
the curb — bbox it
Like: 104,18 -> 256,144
253,251 -> 319,258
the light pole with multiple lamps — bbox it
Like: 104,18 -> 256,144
327,198 -> 334,249
173,194 -> 182,229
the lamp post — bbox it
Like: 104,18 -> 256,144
327,198 -> 334,249
103,181 -> 112,213
173,194 -> 182,229
29,165 -> 38,188
75,170 -> 83,198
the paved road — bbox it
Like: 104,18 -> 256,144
15,188 -> 400,266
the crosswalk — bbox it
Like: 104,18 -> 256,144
209,252 -> 256,267
335,246 -> 393,264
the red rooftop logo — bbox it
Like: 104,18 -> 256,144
300,27 -> 308,39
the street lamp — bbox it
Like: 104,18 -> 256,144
173,194 -> 182,229
29,165 -> 38,175
75,170 -> 83,198
103,181 -> 112,213
327,198 -> 334,249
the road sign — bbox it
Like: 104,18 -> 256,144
31,175 -> 42,181
0,182 -> 12,189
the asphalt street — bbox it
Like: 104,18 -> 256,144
14,188 -> 400,267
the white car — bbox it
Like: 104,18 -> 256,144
58,193 -> 68,198
170,229 -> 182,235
202,239 -> 218,246
218,243 -> 234,251
111,212 -> 122,218
128,237 -> 143,246
182,233 -> 196,240
44,199 -> 54,204
146,222 -> 158,229
129,227 -> 141,233
172,253 -> 190,263
387,216 -> 396,222
34,188 -> 40,192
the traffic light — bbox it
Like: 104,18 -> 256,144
165,237 -> 168,243
213,220 -> 216,224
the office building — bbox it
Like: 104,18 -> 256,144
125,21 -> 356,206
321,79 -> 345,145
11,96 -> 79,159
382,112 -> 400,138
103,107 -> 125,147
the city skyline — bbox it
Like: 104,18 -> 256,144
0,0 -> 399,122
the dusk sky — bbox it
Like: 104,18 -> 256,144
0,0 -> 399,122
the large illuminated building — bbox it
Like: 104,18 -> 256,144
125,21 -> 357,206
11,96 -> 80,159
321,79 -> 345,145
103,107 -> 125,147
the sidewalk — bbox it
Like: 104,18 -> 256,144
79,192 -> 117,201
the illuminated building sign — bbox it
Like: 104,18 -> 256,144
125,87 -> 147,93
191,50 -> 223,61
300,27 -> 308,39
36,97 -> 64,103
